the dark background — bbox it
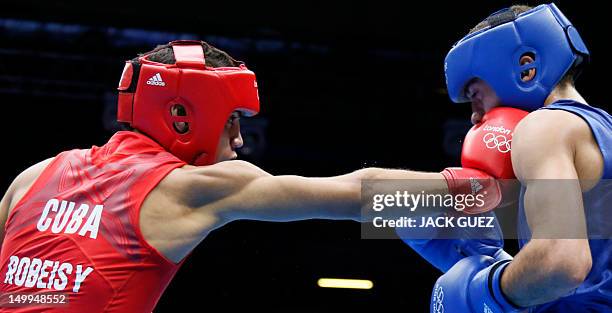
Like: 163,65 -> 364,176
0,1 -> 608,312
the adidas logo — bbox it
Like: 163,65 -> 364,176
470,177 -> 484,194
146,73 -> 166,86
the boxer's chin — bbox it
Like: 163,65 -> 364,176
225,151 -> 238,161
202,151 -> 238,165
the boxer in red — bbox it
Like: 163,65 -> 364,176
0,40 -> 519,312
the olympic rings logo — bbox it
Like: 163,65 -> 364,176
482,132 -> 512,153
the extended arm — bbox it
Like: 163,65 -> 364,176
178,161 -> 447,225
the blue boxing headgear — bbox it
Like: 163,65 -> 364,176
444,3 -> 589,111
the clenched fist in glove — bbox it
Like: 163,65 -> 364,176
442,107 -> 528,214
397,107 -> 527,273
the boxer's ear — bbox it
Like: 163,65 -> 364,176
171,104 -> 189,134
519,53 -> 536,82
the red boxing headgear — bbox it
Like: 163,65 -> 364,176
117,40 -> 260,165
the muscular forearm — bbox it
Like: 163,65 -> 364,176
356,167 -> 448,182
294,167 -> 449,221
352,167 -> 448,192
227,167 -> 449,223
501,239 -> 592,307
351,167 -> 449,218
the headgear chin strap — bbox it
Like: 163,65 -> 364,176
444,3 -> 589,111
117,40 -> 260,165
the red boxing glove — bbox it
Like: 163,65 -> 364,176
442,107 -> 528,214
441,167 -> 501,214
461,107 -> 529,179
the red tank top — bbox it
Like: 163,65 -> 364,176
0,131 -> 186,312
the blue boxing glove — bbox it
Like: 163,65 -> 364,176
396,211 -> 512,272
431,255 -> 525,313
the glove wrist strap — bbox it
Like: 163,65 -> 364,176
489,260 -> 525,312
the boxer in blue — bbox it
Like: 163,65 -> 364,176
410,3 -> 611,312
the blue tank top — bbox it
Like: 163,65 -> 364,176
517,100 -> 612,312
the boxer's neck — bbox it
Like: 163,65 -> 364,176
544,84 -> 587,106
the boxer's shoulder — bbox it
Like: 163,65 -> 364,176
513,109 -> 592,157
517,109 -> 588,137
4,157 -> 55,212
140,160 -> 267,262
512,107 -> 603,182
1,157 -> 55,238
514,108 -> 598,158
155,160 -> 268,206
